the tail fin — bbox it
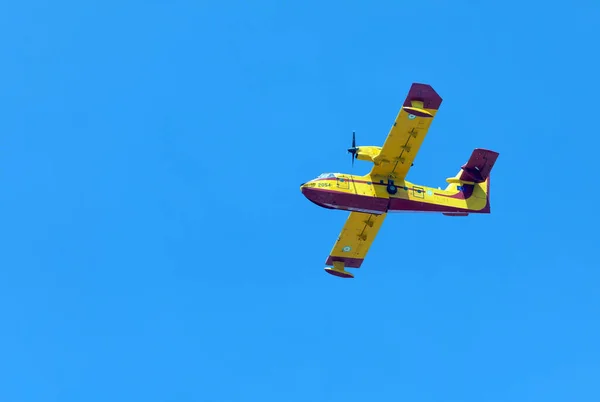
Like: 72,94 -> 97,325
445,148 -> 499,190
444,148 -> 499,214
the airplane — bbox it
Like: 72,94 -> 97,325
300,83 -> 499,279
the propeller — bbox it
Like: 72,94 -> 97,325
347,131 -> 359,166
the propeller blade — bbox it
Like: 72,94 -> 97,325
348,131 -> 358,168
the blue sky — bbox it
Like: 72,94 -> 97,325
1,1 -> 599,401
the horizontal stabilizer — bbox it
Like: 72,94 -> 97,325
446,177 -> 475,185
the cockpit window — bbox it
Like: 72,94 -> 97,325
317,173 -> 335,179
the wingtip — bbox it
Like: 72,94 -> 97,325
473,148 -> 500,157
403,83 -> 443,110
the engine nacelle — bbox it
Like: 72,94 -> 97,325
355,146 -> 382,163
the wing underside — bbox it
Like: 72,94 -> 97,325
370,83 -> 443,180
325,212 -> 386,276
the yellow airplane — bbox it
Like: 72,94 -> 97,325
300,83 -> 499,279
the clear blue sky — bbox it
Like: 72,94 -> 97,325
1,1 -> 599,401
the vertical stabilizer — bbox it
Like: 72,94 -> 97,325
443,149 -> 499,214
445,148 -> 499,191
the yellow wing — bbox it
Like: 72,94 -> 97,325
324,212 -> 386,278
370,83 -> 443,180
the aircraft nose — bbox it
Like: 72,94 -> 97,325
300,181 -> 313,195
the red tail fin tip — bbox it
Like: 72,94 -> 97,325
459,148 -> 499,183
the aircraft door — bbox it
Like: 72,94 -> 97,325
336,175 -> 350,190
412,186 -> 425,199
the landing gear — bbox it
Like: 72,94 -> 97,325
386,179 -> 398,195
